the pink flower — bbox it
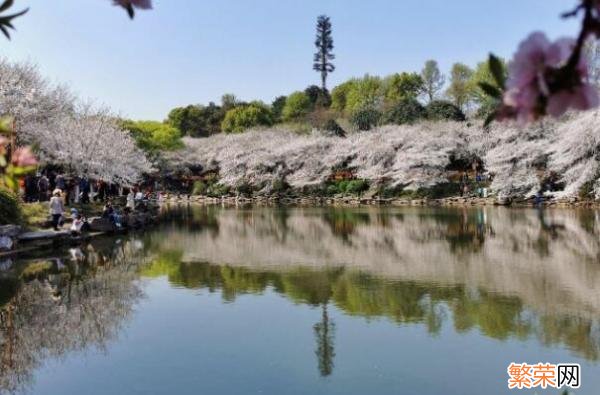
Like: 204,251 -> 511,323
11,147 -> 38,167
547,84 -> 600,116
113,0 -> 152,11
502,31 -> 599,122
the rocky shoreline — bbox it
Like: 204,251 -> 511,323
162,193 -> 600,208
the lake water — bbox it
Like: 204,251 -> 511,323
1,205 -> 599,395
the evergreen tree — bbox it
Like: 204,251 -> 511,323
313,15 -> 335,90
314,304 -> 335,377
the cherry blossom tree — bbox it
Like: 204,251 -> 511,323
34,104 -> 154,185
167,107 -> 600,200
0,58 -> 152,185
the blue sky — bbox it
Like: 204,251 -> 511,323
4,0 -> 581,120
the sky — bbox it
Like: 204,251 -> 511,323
3,0 -> 582,120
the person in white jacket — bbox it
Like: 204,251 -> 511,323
126,190 -> 136,211
49,189 -> 65,231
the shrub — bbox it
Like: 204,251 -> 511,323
376,184 -> 404,199
351,108 -> 381,131
326,179 -> 369,195
345,179 -> 369,195
0,189 -> 21,225
426,100 -> 466,122
206,183 -> 230,197
326,184 -> 339,196
271,179 -> 290,193
324,119 -> 346,137
192,181 -> 208,196
383,98 -> 426,125
337,180 -> 350,193
235,182 -> 253,196
221,103 -> 273,133
282,91 -> 312,121
308,108 -> 346,137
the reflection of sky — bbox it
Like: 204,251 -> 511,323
29,278 -> 600,395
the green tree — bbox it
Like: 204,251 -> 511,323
314,304 -> 336,377
446,63 -> 474,111
382,72 -> 424,108
421,60 -> 445,102
383,98 -> 426,125
469,58 -> 508,115
221,102 -> 273,133
345,75 -> 382,115
282,91 -> 312,121
330,80 -> 358,113
426,100 -> 466,122
313,15 -> 335,90
202,102 -> 228,134
305,85 -> 331,108
167,103 -> 224,137
221,93 -> 239,111
271,96 -> 287,122
120,120 -> 183,152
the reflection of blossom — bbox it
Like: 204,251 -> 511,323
503,32 -> 599,122
0,239 -> 149,394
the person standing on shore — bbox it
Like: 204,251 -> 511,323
49,189 -> 65,231
79,177 -> 90,204
126,190 -> 135,211
38,174 -> 50,202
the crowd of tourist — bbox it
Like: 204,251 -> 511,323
19,170 -> 160,234
21,171 -> 127,204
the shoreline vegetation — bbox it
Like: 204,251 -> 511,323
163,110 -> 600,206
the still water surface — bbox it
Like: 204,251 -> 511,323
1,205 -> 600,395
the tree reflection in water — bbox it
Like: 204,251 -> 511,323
150,205 -> 600,362
0,238 -> 149,394
1,205 -> 600,393
314,304 -> 335,377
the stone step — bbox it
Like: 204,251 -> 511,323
18,230 -> 71,242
